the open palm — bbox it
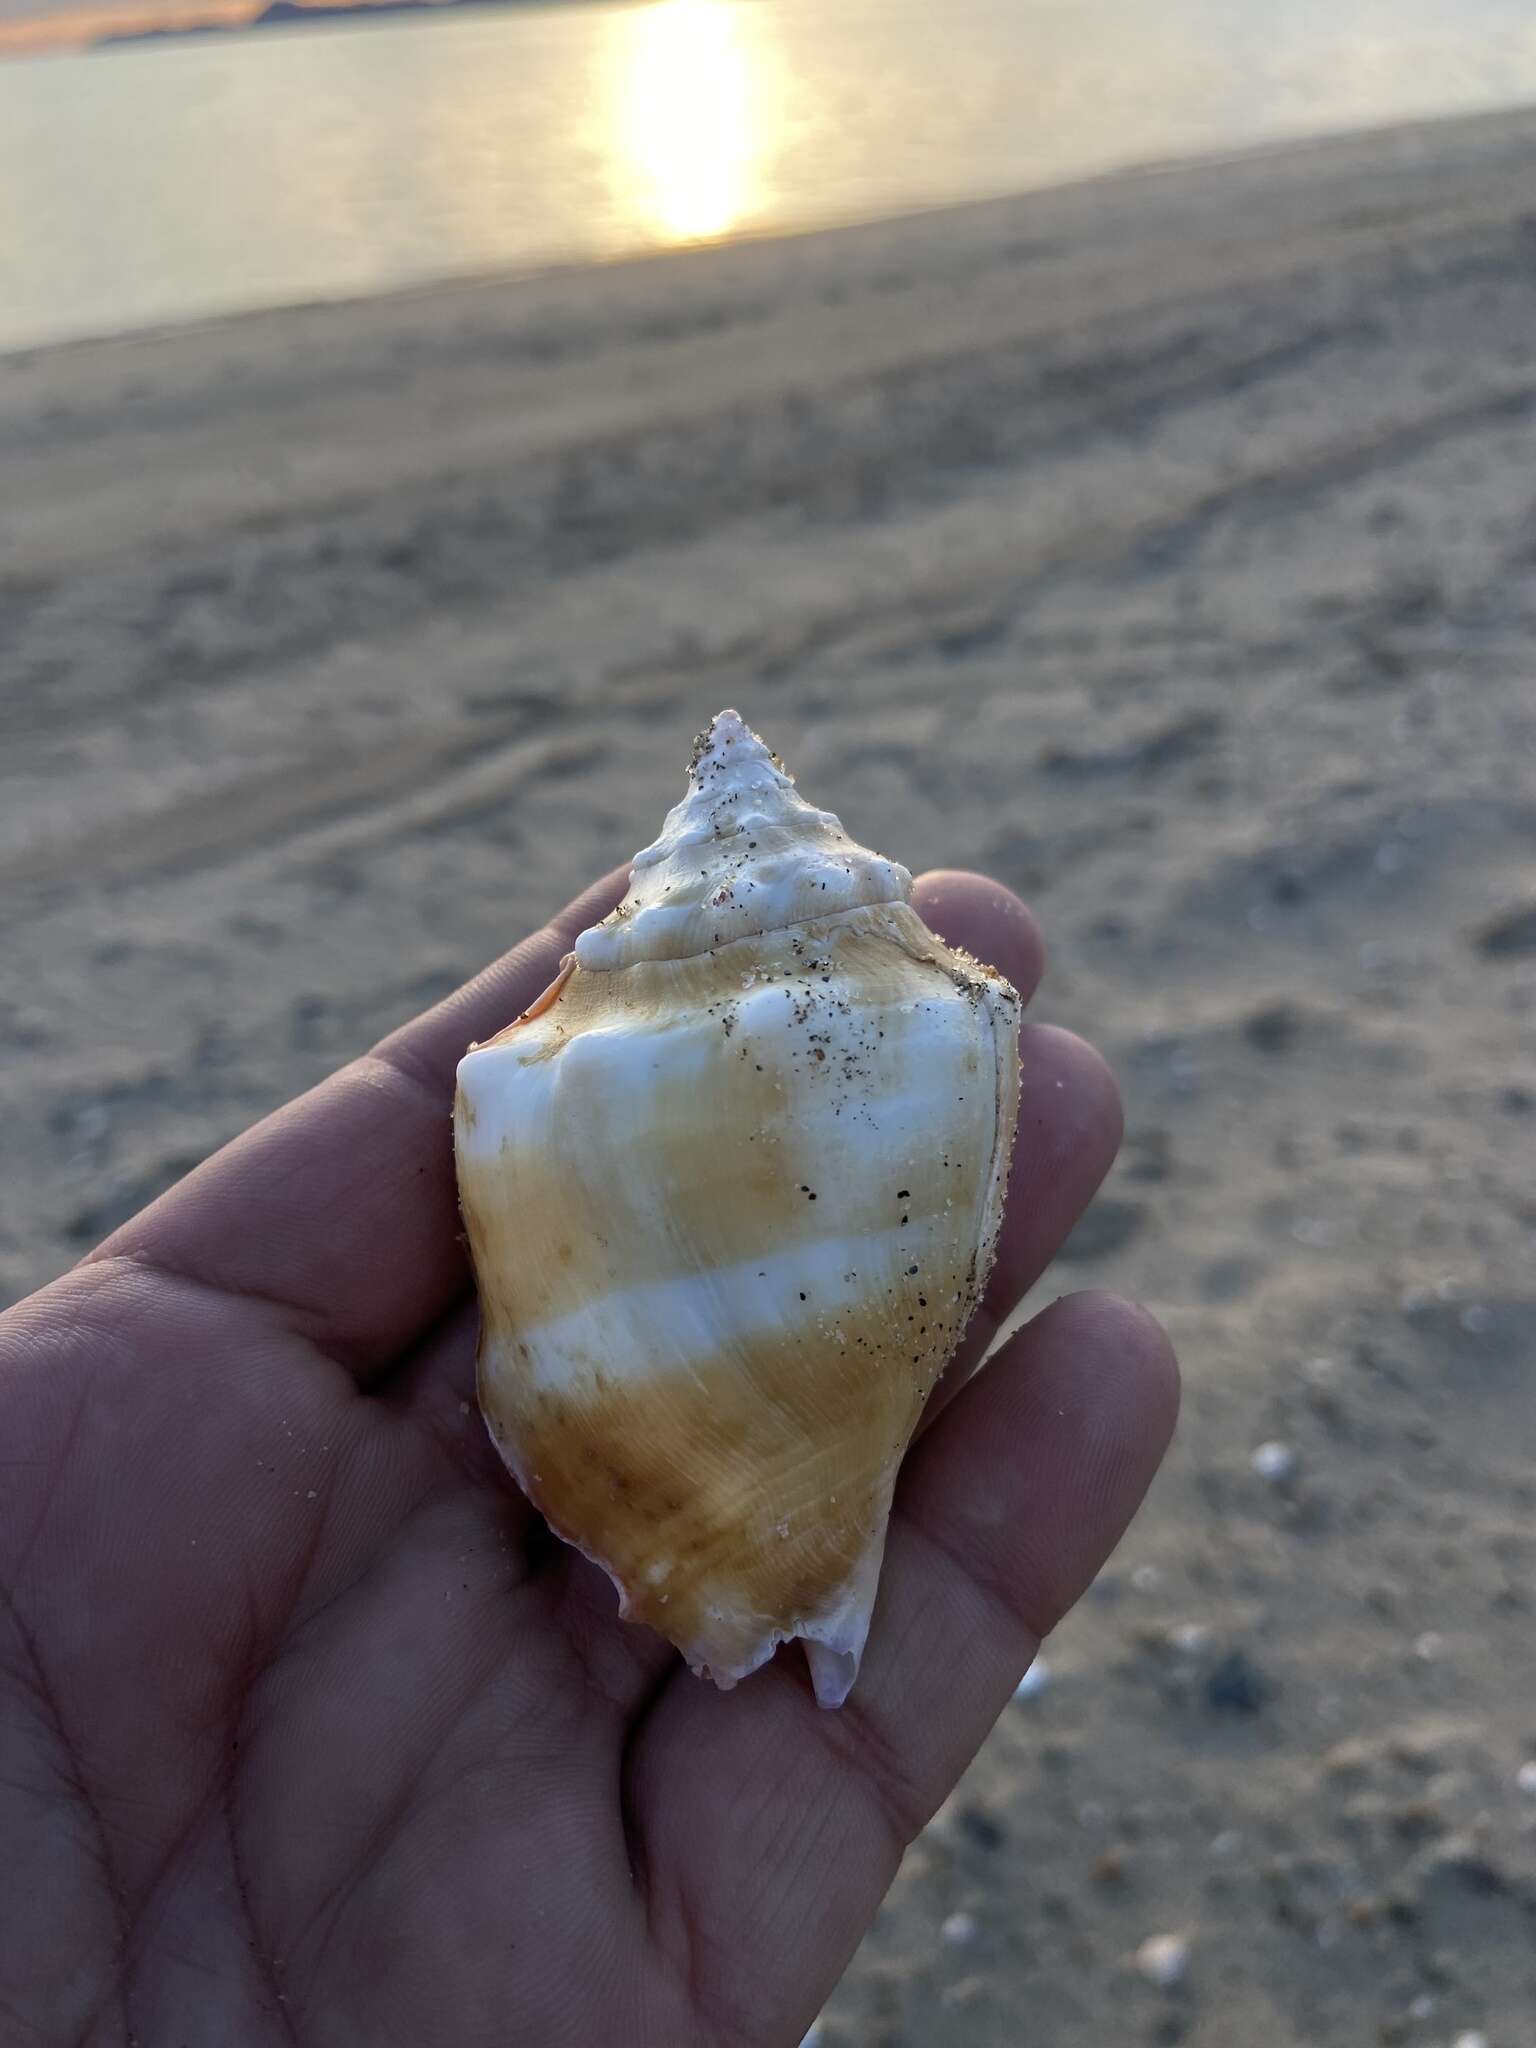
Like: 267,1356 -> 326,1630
0,868 -> 1176,2047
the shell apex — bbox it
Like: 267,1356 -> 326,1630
572,708 -> 913,971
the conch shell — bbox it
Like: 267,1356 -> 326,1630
454,710 -> 1021,1706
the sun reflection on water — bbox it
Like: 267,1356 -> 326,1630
616,0 -> 758,243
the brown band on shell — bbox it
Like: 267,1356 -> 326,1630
477,1285 -> 953,1678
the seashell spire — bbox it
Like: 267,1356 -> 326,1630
455,709 -> 1021,1708
573,708 -> 912,970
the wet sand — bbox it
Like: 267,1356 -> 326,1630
4,101 -> 1536,2045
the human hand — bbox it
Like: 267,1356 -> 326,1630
0,868 -> 1176,2047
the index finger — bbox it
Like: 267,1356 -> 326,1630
85,868 -> 628,1378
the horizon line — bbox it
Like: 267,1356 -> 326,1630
0,0 -> 577,57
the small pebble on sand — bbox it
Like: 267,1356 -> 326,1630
1414,1631 -> 1444,1662
1169,1622 -> 1212,1655
941,1911 -> 979,1947
1135,1934 -> 1190,1989
1251,1440 -> 1296,1482
1451,2033 -> 1489,2048
1292,1216 -> 1341,1248
1014,1659 -> 1052,1700
1516,1760 -> 1536,1795
1205,1649 -> 1270,1713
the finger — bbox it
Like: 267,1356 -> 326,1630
930,1024 -> 1123,1420
911,868 -> 1045,1002
629,1291 -> 1179,2044
371,865 -> 629,1088
85,868 -> 629,1380
986,1028 -> 1123,1313
916,871 -> 1120,1406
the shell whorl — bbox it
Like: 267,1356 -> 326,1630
572,708 -> 912,970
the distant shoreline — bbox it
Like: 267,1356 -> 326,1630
91,0 -> 593,48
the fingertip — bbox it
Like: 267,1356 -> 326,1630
987,1027 -> 1124,1309
1020,1023 -> 1124,1159
911,870 -> 1045,1003
902,1285 -> 1179,1646
1033,1289 -> 1182,1454
373,866 -> 630,1083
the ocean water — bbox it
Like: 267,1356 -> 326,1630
2,0 -> 1535,350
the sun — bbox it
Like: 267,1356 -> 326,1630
617,0 -> 756,242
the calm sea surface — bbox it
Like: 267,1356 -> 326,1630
2,0 -> 1535,350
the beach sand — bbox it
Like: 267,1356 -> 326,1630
5,102 -> 1536,2044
